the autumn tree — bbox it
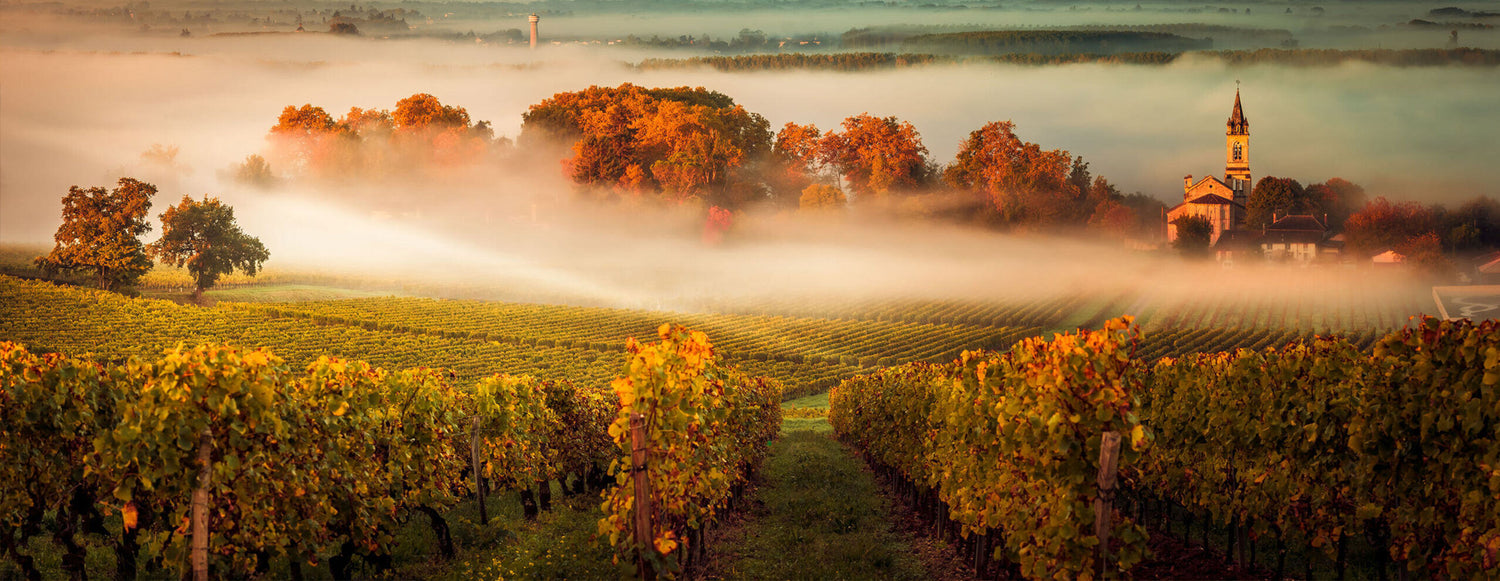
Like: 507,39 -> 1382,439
271,104 -> 343,136
519,84 -> 772,208
1342,197 -> 1436,258
1171,214 -> 1213,259
798,184 -> 847,212
268,104 -> 353,174
818,113 -> 931,199
1303,177 -> 1366,229
769,122 -> 824,206
774,122 -> 823,172
944,120 -> 1077,227
1394,232 -> 1455,280
265,95 -> 501,184
36,178 -> 157,291
342,107 -> 394,139
1244,176 -> 1307,230
148,196 -> 270,303
1088,198 -> 1138,240
393,93 -> 471,131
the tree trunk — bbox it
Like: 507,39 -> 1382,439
193,286 -> 204,305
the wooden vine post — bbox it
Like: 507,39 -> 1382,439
191,428 -> 213,581
471,418 -> 488,524
630,412 -> 655,580
1094,431 -> 1122,580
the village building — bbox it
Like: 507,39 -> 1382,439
1259,214 -> 1333,263
1166,90 -> 1252,245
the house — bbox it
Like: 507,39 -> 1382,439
1213,229 -> 1262,264
1260,214 -> 1332,263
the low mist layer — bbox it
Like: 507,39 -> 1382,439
1,7 -> 1493,313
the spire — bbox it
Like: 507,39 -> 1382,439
1227,86 -> 1249,135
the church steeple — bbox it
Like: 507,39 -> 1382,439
1224,87 -> 1251,205
1227,88 -> 1249,135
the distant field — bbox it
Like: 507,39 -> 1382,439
0,266 -> 1439,397
0,277 -> 1039,397
144,284 -> 401,304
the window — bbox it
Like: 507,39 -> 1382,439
1233,142 -> 1243,162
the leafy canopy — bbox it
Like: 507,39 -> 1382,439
36,178 -> 157,291
148,196 -> 269,298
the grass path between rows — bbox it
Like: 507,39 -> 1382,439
697,394 -> 933,580
408,391 -> 935,580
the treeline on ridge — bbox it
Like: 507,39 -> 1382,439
840,23 -> 1292,50
900,30 -> 1213,55
634,48 -> 1500,73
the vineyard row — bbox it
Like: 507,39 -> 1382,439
830,316 -> 1500,580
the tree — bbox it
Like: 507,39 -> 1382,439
1171,214 -> 1213,259
1303,177 -> 1365,230
1245,176 -> 1307,230
943,120 -> 1077,228
231,155 -> 277,189
520,84 -> 771,207
774,122 -> 823,172
392,94 -> 470,132
35,178 -> 157,291
798,184 -> 846,212
1395,232 -> 1455,280
818,113 -> 930,199
1439,196 -> 1500,254
1088,198 -> 1137,240
767,122 -> 823,207
268,104 -> 353,175
149,196 -> 270,303
1343,197 -> 1436,258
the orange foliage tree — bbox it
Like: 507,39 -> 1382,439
768,122 -> 825,205
1343,197 -> 1436,258
265,94 -> 501,182
816,114 -> 931,199
520,84 -> 772,208
944,120 -> 1080,227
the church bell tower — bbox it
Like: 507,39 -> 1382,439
1225,88 -> 1251,206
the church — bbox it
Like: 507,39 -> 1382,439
1166,90 -> 1252,245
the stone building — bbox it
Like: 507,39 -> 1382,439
1166,90 -> 1252,245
